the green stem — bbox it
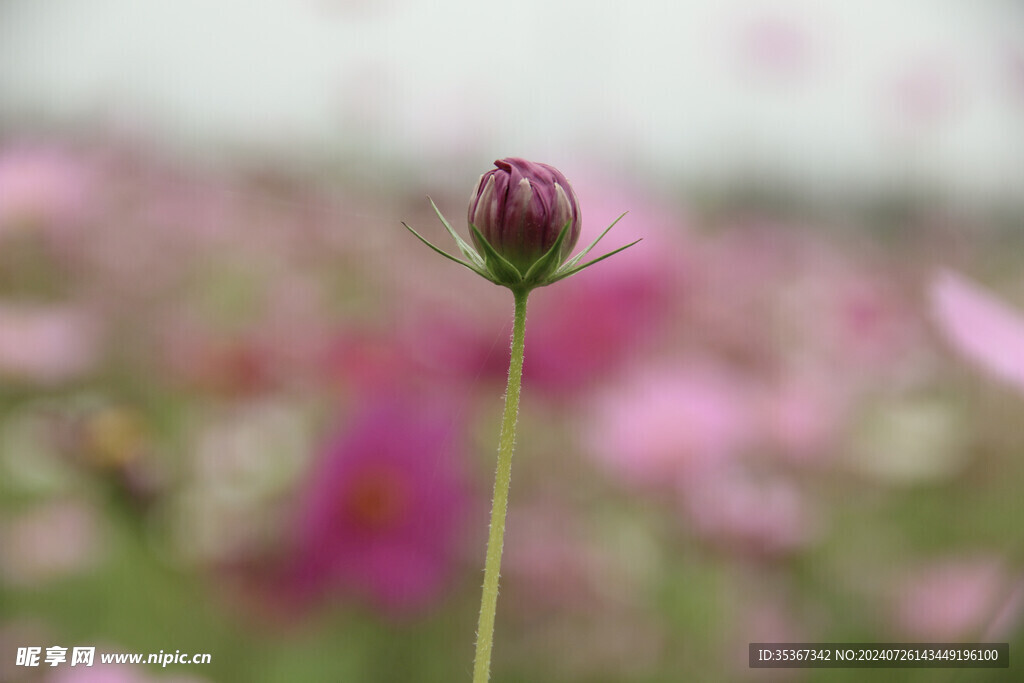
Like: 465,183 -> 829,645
473,287 -> 529,683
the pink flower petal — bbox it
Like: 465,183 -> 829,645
930,270 -> 1024,394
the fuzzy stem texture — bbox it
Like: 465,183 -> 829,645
472,287 -> 529,683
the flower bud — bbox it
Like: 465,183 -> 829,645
468,158 -> 581,277
404,157 -> 635,291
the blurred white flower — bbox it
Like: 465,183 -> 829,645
847,395 -> 968,484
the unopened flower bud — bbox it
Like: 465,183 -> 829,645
404,157 -> 637,291
468,158 -> 581,278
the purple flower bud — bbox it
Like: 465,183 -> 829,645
468,158 -> 581,276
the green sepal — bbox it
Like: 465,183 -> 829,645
469,223 -> 524,286
560,212 -> 628,271
430,198 -> 485,270
402,222 -> 497,282
406,201 -> 637,293
548,238 -> 642,284
522,220 -> 573,285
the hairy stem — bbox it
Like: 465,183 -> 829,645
473,287 -> 529,683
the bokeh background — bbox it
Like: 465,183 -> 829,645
2,1 -> 1024,681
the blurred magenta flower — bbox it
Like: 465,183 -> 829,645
523,263 -> 675,394
468,158 -> 581,277
284,396 -> 471,614
930,269 -> 1024,394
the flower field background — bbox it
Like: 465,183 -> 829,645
3,1 -> 1024,681
1,138 -> 1023,683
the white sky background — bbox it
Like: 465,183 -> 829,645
1,0 -> 1023,207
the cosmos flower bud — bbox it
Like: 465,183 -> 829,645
404,158 -> 638,291
467,158 -> 581,278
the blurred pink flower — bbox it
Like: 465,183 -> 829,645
728,593 -> 808,681
0,304 -> 101,384
1008,46 -> 1024,104
283,396 -> 471,614
893,557 -> 1011,640
50,667 -> 154,683
50,663 -> 206,683
156,319 -> 273,397
735,13 -> 816,82
412,310 -> 511,380
680,468 -> 816,558
755,375 -> 848,463
0,499 -> 104,586
681,222 -> 799,364
825,275 -> 920,369
155,280 -> 333,396
930,269 -> 1024,394
737,594 -> 806,645
0,144 -> 96,233
322,312 -> 504,399
884,56 -> 961,129
584,361 -> 754,489
774,250 -> 923,380
984,577 -> 1024,640
502,502 -> 642,614
325,328 -> 431,394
